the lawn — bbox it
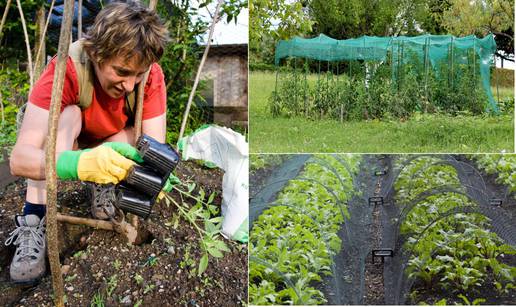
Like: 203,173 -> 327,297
249,71 -> 514,153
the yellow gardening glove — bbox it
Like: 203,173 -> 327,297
57,142 -> 143,184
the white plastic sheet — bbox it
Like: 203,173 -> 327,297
179,125 -> 248,242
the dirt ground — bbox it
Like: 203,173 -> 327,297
0,161 -> 248,306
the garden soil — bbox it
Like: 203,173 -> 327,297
0,161 -> 248,306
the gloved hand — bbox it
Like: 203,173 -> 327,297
56,142 -> 144,184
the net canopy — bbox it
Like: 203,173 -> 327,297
275,34 -> 498,112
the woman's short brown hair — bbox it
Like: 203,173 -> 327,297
82,1 -> 169,67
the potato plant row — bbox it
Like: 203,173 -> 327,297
249,154 -> 360,305
394,156 -> 515,305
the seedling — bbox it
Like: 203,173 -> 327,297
106,274 -> 118,297
144,284 -> 155,294
133,273 -> 144,285
91,291 -> 105,307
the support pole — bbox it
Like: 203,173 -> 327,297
451,37 -> 454,89
294,57 -> 298,114
495,56 -> 500,104
304,60 -> 307,116
424,37 -> 429,102
45,0 -> 75,305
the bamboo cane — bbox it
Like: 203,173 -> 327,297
15,0 -> 34,89
45,0 -> 75,305
178,0 -> 223,141
78,0 -> 82,39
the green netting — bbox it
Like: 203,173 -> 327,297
275,34 -> 498,113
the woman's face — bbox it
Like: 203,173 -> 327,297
93,55 -> 149,99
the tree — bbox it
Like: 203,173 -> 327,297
249,0 -> 313,65
441,0 -> 514,57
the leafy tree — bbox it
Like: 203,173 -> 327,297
307,0 -> 434,38
440,0 -> 514,57
249,0 -> 313,65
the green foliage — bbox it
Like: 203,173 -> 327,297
441,0 -> 513,38
249,0 -> 313,66
0,68 -> 29,153
249,155 -> 359,305
0,0 -> 48,62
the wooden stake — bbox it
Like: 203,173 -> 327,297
134,0 -> 158,141
45,0 -> 74,305
56,213 -> 139,244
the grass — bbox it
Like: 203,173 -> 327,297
250,71 -> 514,153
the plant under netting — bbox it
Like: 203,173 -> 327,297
270,34 -> 498,121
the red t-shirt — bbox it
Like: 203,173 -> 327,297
29,56 -> 166,142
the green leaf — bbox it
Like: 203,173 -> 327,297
207,192 -> 216,204
214,240 -> 230,252
198,254 -> 209,275
188,183 -> 196,193
207,247 -> 224,258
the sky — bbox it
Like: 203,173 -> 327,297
196,3 -> 248,45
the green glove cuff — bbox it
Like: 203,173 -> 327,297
102,142 -> 144,163
56,150 -> 82,180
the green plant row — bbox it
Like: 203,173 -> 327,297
269,53 -> 494,121
394,156 -> 515,305
249,154 -> 361,305
471,155 -> 516,195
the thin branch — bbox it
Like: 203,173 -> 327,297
178,0 -> 223,141
78,0 -> 82,39
0,0 -> 12,41
34,0 -> 56,81
15,0 -> 34,89
495,51 -> 515,62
